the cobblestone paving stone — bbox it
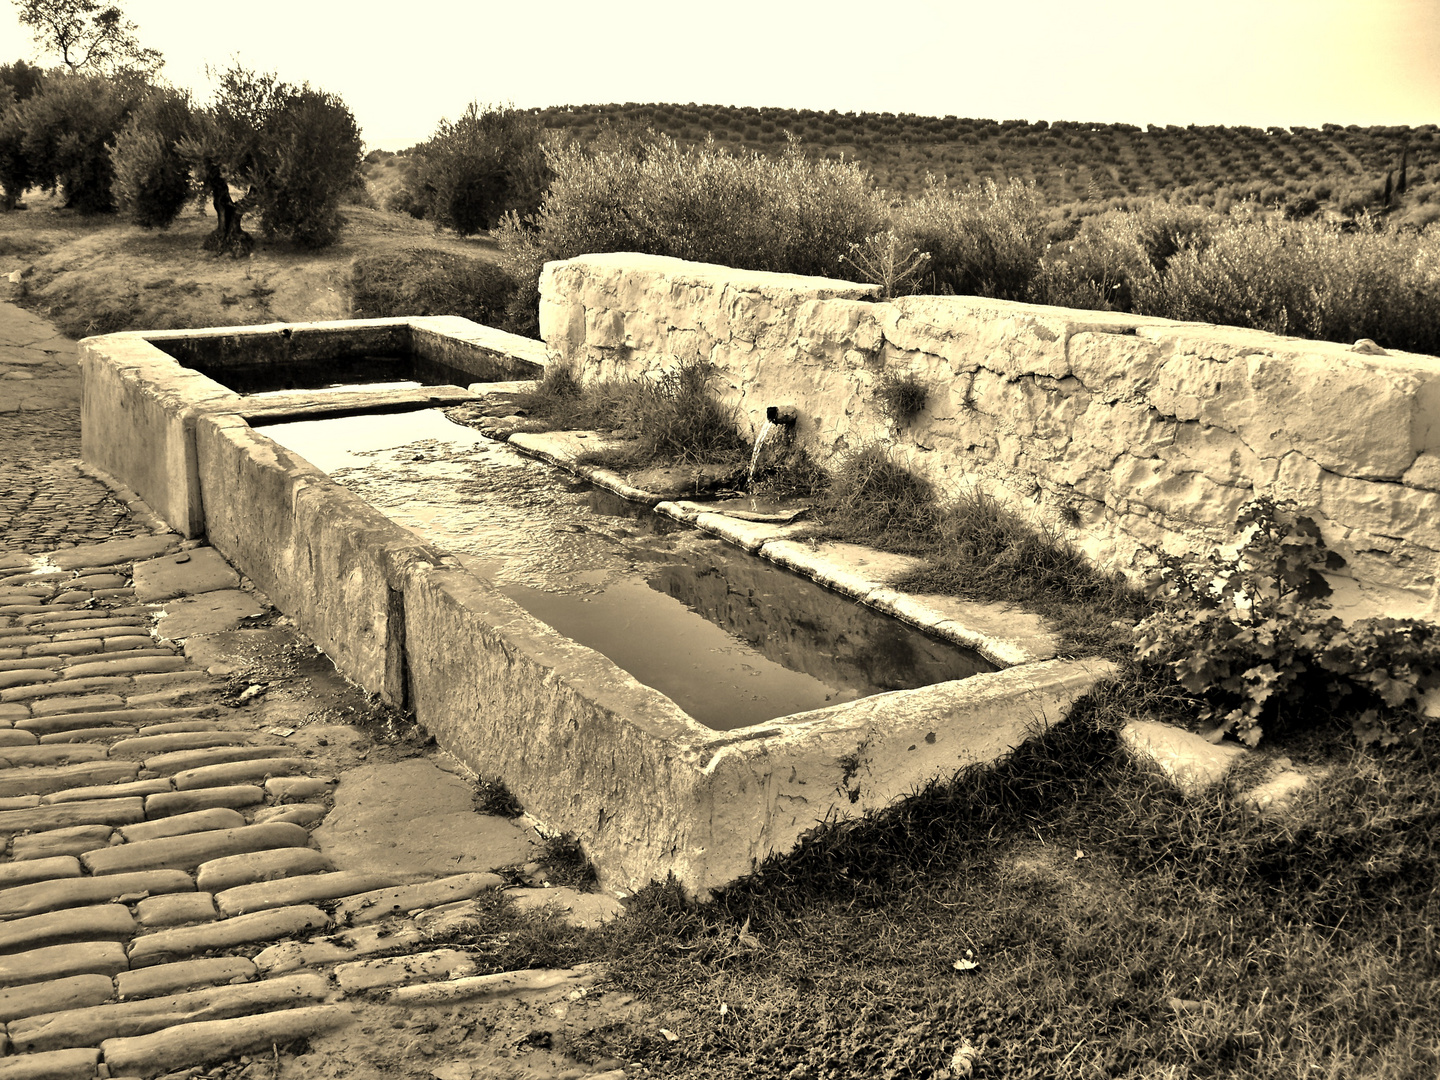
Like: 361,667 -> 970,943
0,304 -> 640,1080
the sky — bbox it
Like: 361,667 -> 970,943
4,0 -> 1439,150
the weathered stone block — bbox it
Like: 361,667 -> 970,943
9,972 -> 329,1052
100,1004 -> 350,1076
126,905 -> 330,968
80,822 -> 311,876
1320,472 -> 1440,550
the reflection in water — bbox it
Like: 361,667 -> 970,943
642,556 -> 992,698
193,354 -> 480,395
256,408 -> 995,731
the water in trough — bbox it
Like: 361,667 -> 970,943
254,408 -> 994,731
188,353 -> 480,396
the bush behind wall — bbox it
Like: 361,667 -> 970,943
498,134 -> 883,334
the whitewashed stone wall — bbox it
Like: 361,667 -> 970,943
538,252 -> 1440,620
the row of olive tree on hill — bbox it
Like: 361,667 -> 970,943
2,0 -> 363,251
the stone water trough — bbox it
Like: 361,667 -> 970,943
80,313 -> 1112,895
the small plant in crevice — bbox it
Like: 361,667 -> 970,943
472,775 -> 524,818
835,738 -> 871,804
1134,496 -> 1440,746
1057,501 -> 1084,528
874,369 -> 928,426
536,832 -> 599,892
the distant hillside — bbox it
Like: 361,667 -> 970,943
525,102 -> 1439,218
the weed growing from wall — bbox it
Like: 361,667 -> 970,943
874,370 -> 928,426
841,229 -> 931,298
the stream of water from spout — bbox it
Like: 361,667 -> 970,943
747,419 -> 776,488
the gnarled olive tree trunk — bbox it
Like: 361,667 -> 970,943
200,161 -> 257,257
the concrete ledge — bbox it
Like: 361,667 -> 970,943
236,385 -> 477,423
409,316 -> 547,380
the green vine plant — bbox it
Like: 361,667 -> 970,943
1133,497 -> 1440,747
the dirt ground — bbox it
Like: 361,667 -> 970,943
0,187 -> 500,338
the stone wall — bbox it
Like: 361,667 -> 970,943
539,252 -> 1440,620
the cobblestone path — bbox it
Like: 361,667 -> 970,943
0,305 -> 637,1080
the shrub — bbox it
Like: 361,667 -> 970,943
1031,209 -> 1154,310
1129,199 -> 1216,272
412,102 -> 550,235
1139,209 -> 1440,354
384,182 -> 426,218
254,86 -> 363,247
350,248 -> 518,327
896,178 -> 1048,300
14,71 -> 144,213
1134,497 -> 1439,746
498,134 -> 882,332
111,86 -> 193,228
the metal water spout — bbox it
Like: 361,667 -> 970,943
749,406 -> 799,488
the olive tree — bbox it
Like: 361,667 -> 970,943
111,85 -> 193,226
113,64 -> 364,254
11,69 -> 144,212
410,102 -> 550,235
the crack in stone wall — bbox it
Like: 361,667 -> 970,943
539,253 -> 1440,621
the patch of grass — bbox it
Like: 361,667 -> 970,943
628,361 -> 750,465
812,446 -> 1143,658
515,359 -> 750,470
750,444 -> 829,499
536,832 -> 599,892
0,233 -> 50,258
816,443 -> 939,536
472,775 -> 524,818
569,683 -> 1440,1079
426,889 -> 596,975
